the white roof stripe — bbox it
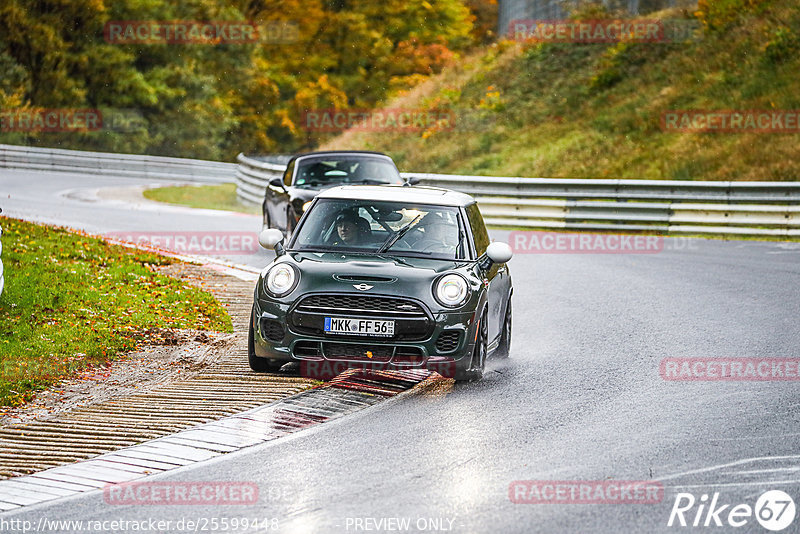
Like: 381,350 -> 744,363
316,185 -> 475,206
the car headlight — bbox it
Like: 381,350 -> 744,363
264,263 -> 298,297
434,274 -> 469,308
302,201 -> 313,212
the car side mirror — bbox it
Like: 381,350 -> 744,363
269,177 -> 286,190
480,242 -> 513,270
403,176 -> 421,187
259,229 -> 286,256
487,242 -> 513,264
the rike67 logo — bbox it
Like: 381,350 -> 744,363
668,490 -> 796,531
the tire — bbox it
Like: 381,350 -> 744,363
494,298 -> 512,359
248,309 -> 283,373
455,310 -> 487,381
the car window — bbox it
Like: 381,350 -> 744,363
292,157 -> 401,188
291,198 -> 466,260
465,203 -> 490,257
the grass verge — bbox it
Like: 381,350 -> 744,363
0,217 -> 233,407
143,183 -> 260,215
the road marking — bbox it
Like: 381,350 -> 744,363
720,467 -> 800,476
669,479 -> 800,489
657,455 -> 800,482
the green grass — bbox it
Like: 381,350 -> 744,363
0,217 -> 233,407
322,1 -> 800,181
143,183 -> 260,215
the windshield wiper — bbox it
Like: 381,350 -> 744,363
377,214 -> 422,253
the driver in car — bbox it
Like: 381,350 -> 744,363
414,213 -> 457,254
332,211 -> 369,246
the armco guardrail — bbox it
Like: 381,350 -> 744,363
235,153 -> 289,206
0,144 -> 235,183
237,154 -> 800,237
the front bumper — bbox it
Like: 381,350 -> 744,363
251,297 -> 477,379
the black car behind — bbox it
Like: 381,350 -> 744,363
262,151 -> 404,234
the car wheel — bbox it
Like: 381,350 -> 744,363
494,298 -> 512,359
248,309 -> 283,373
455,310 -> 487,381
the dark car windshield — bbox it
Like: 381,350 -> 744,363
292,156 -> 402,188
290,198 -> 467,260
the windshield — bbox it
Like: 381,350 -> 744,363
293,156 -> 402,188
290,198 -> 466,260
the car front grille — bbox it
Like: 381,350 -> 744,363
289,293 -> 432,341
297,294 -> 426,315
323,342 -> 393,362
393,346 -> 425,364
290,341 -> 424,364
294,341 -> 322,358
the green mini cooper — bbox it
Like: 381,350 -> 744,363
249,185 -> 513,381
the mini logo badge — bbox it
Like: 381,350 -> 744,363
353,284 -> 373,291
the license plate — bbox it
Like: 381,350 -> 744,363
324,317 -> 395,337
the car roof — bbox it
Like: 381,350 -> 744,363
315,185 -> 475,207
290,151 -> 394,162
